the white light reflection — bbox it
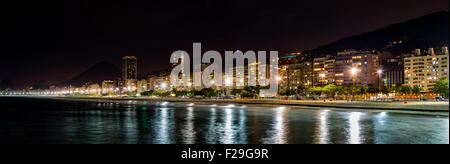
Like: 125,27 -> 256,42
226,104 -> 235,108
206,108 -> 217,144
373,112 -> 388,143
317,110 -> 329,144
124,109 -> 137,142
182,107 -> 195,144
221,108 -> 234,144
377,112 -> 387,126
156,108 -> 171,144
161,102 -> 169,107
264,107 -> 288,144
238,110 -> 248,143
348,112 -> 363,144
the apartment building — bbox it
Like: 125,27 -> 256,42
404,47 -> 449,92
334,50 -> 380,86
313,55 -> 335,86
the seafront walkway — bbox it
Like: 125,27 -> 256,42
60,96 -> 450,112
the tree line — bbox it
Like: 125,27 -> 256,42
138,78 -> 449,99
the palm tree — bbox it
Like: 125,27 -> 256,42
431,77 -> 449,98
412,86 -> 421,95
381,86 -> 391,95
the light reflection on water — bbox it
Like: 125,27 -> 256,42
348,112 -> 363,144
2,98 -> 449,144
205,108 -> 217,144
238,110 -> 248,144
221,108 -> 234,144
315,110 -> 329,144
445,119 -> 449,143
263,107 -> 288,144
182,107 -> 195,144
155,108 -> 172,144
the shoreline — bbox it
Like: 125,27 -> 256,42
5,96 -> 448,114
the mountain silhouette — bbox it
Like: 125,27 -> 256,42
0,78 -> 14,89
310,11 -> 449,55
57,61 -> 120,87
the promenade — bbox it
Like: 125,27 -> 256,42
53,96 -> 450,112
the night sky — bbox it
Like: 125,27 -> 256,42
1,0 -> 449,88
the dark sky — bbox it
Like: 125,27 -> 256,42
1,0 -> 449,88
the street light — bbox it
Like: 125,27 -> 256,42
377,69 -> 383,86
225,78 -> 232,86
211,81 -> 215,89
351,67 -> 357,101
377,69 -> 383,83
161,83 -> 167,90
351,67 -> 357,75
320,73 -> 325,87
277,76 -> 282,81
377,69 -> 383,100
224,78 -> 233,96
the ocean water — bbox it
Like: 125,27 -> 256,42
1,97 -> 448,144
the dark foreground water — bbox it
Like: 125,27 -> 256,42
1,97 -> 448,144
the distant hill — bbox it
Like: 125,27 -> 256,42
57,61 -> 120,87
146,68 -> 172,77
311,11 -> 449,55
0,78 -> 14,89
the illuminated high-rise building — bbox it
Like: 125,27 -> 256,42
122,56 -> 137,82
404,48 -> 449,92
280,60 -> 314,90
334,50 -> 380,86
378,52 -> 405,88
313,55 -> 335,86
122,56 -> 137,80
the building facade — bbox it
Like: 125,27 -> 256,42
154,72 -> 171,92
280,60 -> 313,90
404,47 -> 449,92
101,80 -> 115,94
378,52 -> 405,88
334,50 -> 380,86
313,55 -> 335,86
122,56 -> 138,89
146,75 -> 158,91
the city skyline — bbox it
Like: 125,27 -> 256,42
1,0 -> 449,88
1,45 -> 449,91
3,45 -> 448,98
2,0 -> 449,147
